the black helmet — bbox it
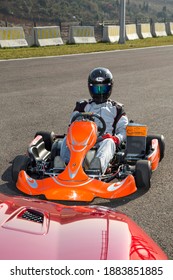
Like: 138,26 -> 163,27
88,67 -> 114,103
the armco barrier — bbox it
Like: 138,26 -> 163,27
151,23 -> 167,37
32,26 -> 63,47
137,23 -> 152,39
166,22 -> 173,35
102,25 -> 120,43
0,27 -> 28,48
125,24 -> 139,40
68,26 -> 96,44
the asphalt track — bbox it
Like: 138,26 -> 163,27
0,46 -> 173,259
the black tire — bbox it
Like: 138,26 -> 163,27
135,160 -> 152,190
146,134 -> 165,162
12,155 -> 31,183
34,131 -> 55,151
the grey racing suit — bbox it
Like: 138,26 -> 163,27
60,99 -> 128,173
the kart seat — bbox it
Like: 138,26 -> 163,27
28,135 -> 51,162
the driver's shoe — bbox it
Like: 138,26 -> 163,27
89,157 -> 101,172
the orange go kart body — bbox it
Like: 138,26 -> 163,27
13,114 -> 164,202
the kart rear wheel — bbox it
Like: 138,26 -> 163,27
135,160 -> 152,190
12,155 -> 31,183
34,131 -> 55,151
146,134 -> 165,162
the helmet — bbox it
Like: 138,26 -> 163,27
88,67 -> 114,103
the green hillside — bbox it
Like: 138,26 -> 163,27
0,0 -> 173,24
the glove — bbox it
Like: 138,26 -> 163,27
102,133 -> 120,145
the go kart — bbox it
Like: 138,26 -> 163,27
11,113 -> 165,201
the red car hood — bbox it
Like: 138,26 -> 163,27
0,193 -> 167,260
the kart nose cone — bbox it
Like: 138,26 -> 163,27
68,121 -> 97,147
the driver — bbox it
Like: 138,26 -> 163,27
60,67 -> 128,174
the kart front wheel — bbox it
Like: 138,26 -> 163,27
135,160 -> 152,190
12,155 -> 31,183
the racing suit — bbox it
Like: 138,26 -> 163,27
60,99 -> 128,173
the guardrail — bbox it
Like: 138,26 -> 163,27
136,23 -> 152,39
0,27 -> 28,48
31,26 -> 64,47
68,26 -> 96,44
166,22 -> 173,35
102,25 -> 120,43
0,22 -> 173,48
151,23 -> 167,37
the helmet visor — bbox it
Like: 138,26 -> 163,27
90,84 -> 111,95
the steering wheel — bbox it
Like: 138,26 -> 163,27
70,112 -> 106,137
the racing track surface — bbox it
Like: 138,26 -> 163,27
0,46 -> 173,259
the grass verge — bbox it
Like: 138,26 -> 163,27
0,36 -> 173,60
